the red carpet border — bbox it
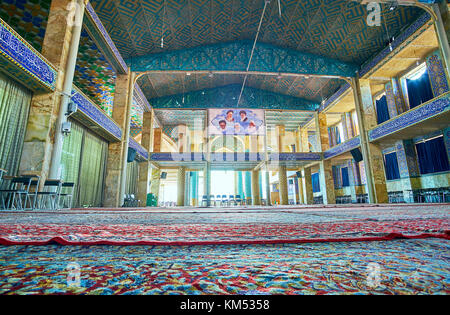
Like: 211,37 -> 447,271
0,217 -> 448,246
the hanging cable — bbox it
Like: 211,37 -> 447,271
237,0 -> 271,107
161,0 -> 166,48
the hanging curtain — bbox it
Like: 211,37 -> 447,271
376,95 -> 390,124
312,173 -> 320,193
416,136 -> 450,175
341,167 -> 350,187
0,72 -> 32,176
332,166 -> 339,189
125,160 -> 139,196
77,128 -> 108,207
335,126 -> 341,145
61,122 -> 84,203
384,152 -> 400,180
406,70 -> 434,109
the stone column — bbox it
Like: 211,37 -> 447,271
265,170 -> 271,206
137,111 -> 153,206
352,77 -> 388,204
279,165 -> 289,205
150,128 -> 162,201
395,140 -> 421,202
302,167 -> 314,204
103,71 -> 135,207
276,125 -> 285,153
190,171 -> 199,206
315,113 -> 336,205
204,162 -> 211,206
244,171 -> 252,204
300,128 -> 309,152
177,124 -> 188,153
177,166 -> 186,206
237,171 -> 244,199
19,0 -> 85,187
347,160 -> 358,203
251,170 -> 261,205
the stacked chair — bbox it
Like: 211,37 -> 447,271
0,172 -> 74,210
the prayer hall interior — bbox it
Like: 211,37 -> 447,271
0,0 -> 449,296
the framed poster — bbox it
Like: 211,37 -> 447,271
208,108 -> 265,135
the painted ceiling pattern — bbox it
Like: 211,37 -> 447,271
137,72 -> 345,103
149,84 -> 319,111
89,0 -> 423,66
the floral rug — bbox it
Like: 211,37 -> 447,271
0,239 -> 448,294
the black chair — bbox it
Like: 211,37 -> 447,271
0,176 -> 33,210
59,182 -> 75,209
35,179 -> 62,210
209,195 -> 215,206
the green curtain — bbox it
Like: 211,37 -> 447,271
77,129 -> 108,207
0,72 -> 32,176
61,120 -> 108,208
60,122 -> 84,204
125,160 -> 139,196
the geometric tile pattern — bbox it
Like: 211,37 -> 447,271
138,72 -> 345,104
0,0 -> 51,52
148,84 -> 320,111
90,0 -> 423,66
75,28 -> 116,117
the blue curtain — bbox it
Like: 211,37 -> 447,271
376,95 -> 390,124
384,152 -> 400,180
416,136 -> 450,175
341,167 -> 350,187
335,127 -> 341,145
406,70 -> 434,109
312,173 -> 320,193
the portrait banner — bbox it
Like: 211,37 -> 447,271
208,108 -> 265,136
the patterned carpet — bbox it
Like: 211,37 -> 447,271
0,205 -> 448,294
0,239 -> 448,295
0,205 -> 448,245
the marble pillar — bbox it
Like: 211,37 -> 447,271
103,72 -> 134,207
353,78 -> 389,204
251,170 -> 261,205
137,111 -> 153,206
177,166 -> 186,206
279,165 -> 289,205
302,167 -> 314,205
19,0 -> 84,188
300,128 -> 309,152
150,128 -> 162,200
244,171 -> 252,203
315,113 -> 336,205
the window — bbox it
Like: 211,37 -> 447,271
384,152 -> 401,180
341,167 -> 350,187
374,94 -> 390,124
312,173 -> 320,193
403,63 -> 434,109
415,136 -> 450,175
351,110 -> 359,136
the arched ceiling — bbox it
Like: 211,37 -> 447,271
137,72 -> 345,103
89,0 -> 425,105
89,0 -> 423,65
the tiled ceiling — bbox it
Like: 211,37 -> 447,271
89,0 -> 423,66
138,72 -> 345,103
